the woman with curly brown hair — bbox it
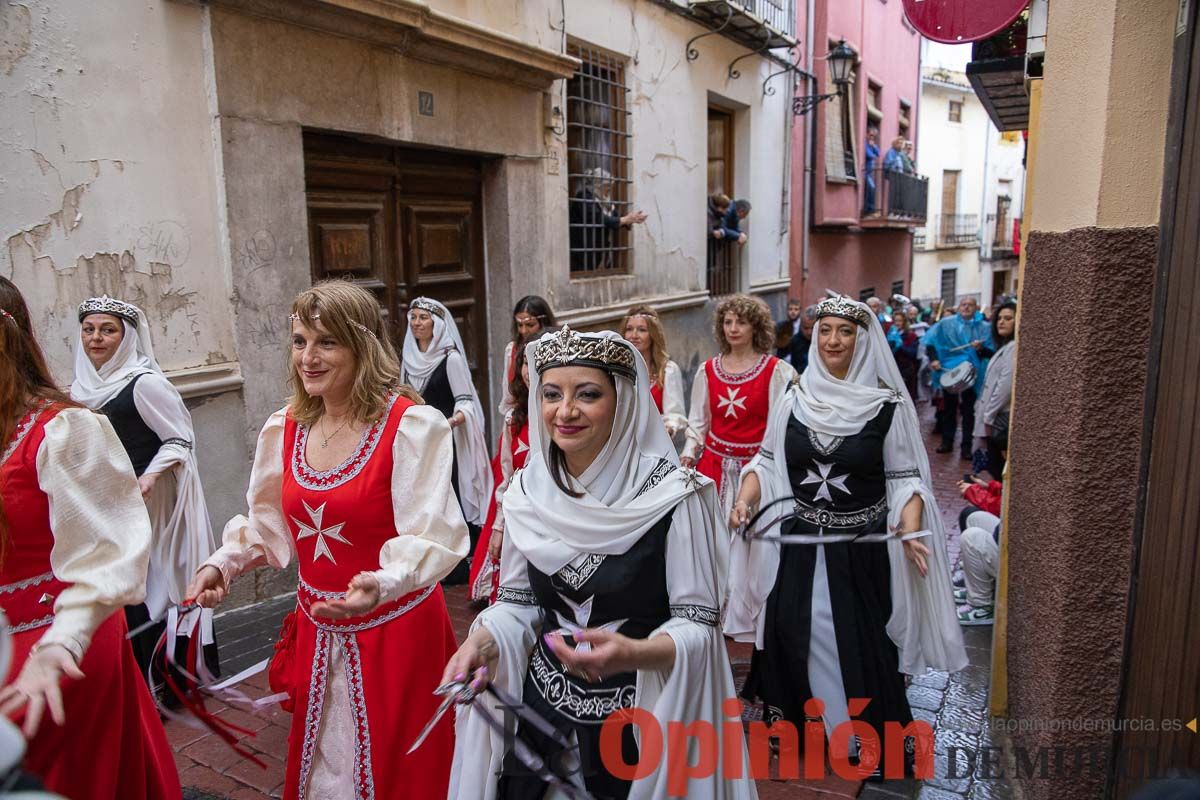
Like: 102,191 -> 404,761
682,293 -> 796,516
188,280 -> 468,800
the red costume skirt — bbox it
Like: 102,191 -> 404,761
6,610 -> 180,799
282,581 -> 457,799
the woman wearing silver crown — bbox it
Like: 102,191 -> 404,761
402,297 -> 493,584
70,294 -> 219,689
443,326 -> 756,800
726,296 -> 966,776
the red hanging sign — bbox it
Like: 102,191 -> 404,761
902,0 -> 1028,44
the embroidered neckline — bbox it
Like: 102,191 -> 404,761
292,394 -> 399,491
713,354 -> 770,385
2,405 -> 47,467
805,426 -> 844,457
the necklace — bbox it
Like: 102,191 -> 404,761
319,413 -> 351,449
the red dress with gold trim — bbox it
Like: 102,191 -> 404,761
0,405 -> 179,799
467,419 -> 530,603
279,395 -> 457,800
696,354 -> 781,509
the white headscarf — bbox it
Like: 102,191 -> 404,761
400,298 -> 467,392
71,301 -> 162,409
503,329 -> 698,575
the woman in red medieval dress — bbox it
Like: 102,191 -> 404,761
468,335 -> 533,604
682,294 -> 796,518
188,280 -> 469,800
0,277 -> 179,799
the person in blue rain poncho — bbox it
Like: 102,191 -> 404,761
923,297 -> 993,458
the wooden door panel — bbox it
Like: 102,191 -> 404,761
304,134 -> 490,420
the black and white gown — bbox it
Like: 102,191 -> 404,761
740,404 -> 912,743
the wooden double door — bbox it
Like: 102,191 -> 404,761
304,132 -> 489,414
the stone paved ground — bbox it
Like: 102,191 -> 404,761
175,397 -> 1012,800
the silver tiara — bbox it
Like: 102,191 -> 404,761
815,296 -> 872,328
533,325 -> 636,380
409,298 -> 445,319
78,295 -> 139,327
288,312 -> 377,340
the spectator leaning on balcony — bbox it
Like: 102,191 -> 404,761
863,127 -> 880,214
722,198 -> 752,245
708,191 -> 738,241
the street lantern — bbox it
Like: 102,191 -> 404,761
826,40 -> 856,88
794,39 -> 858,116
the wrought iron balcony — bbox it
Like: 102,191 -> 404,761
655,0 -> 798,78
861,167 -> 929,227
933,214 -> 981,248
707,237 -> 743,296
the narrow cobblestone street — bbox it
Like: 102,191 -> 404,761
171,400 -> 1007,800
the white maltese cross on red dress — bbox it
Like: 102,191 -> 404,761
292,500 -> 352,564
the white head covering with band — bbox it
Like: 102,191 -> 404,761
71,296 -> 163,409
503,327 -> 698,575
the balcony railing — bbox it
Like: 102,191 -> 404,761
934,214 -> 981,248
675,0 -> 798,59
991,215 -> 1021,254
707,238 -> 743,296
726,0 -> 794,37
862,167 -> 929,225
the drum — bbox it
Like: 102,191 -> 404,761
939,361 -> 976,395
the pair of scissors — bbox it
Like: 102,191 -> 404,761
407,679 -> 475,754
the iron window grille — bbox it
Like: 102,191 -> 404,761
567,44 -> 633,275
891,280 -> 905,298
859,287 -> 876,302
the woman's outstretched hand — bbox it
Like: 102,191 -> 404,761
441,628 -> 499,695
186,565 -> 227,608
309,573 -> 382,620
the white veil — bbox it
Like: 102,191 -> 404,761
71,303 -> 162,409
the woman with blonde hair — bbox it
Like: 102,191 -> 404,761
188,280 -> 468,799
620,304 -> 687,437
682,294 -> 795,516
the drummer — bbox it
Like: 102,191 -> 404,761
923,297 -> 993,458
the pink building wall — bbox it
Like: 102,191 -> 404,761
790,0 -> 923,303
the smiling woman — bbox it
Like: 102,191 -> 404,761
188,280 -> 469,800
444,327 -> 757,800
70,295 -> 218,699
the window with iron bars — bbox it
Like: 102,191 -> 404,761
567,44 -> 633,275
859,286 -> 876,302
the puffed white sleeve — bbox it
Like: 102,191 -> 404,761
496,341 -> 516,416
371,404 -> 471,601
681,364 -> 709,460
632,484 -> 755,798
662,360 -> 688,437
769,357 -> 798,398
131,373 -> 194,477
34,409 -> 152,661
203,409 -> 293,590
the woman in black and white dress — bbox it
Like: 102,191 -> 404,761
402,297 -> 493,583
726,296 -> 966,773
444,327 -> 756,799
70,295 -> 218,686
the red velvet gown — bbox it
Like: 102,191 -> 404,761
0,405 -> 179,799
467,420 -> 530,603
696,354 -> 781,505
280,395 -> 457,799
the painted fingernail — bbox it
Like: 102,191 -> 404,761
455,672 -> 465,681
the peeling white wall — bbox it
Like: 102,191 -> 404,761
0,0 -> 235,379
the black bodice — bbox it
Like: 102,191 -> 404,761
420,357 -> 455,419
523,506 -> 674,725
782,403 -> 897,533
100,373 -> 161,476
